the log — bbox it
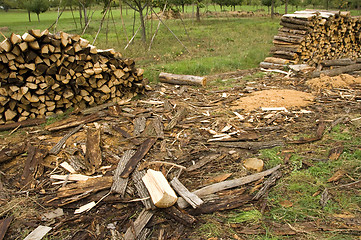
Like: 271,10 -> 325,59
159,72 -> 207,86
321,58 -> 356,66
0,142 -> 27,164
311,64 -> 361,77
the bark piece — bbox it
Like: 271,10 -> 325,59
163,206 -> 197,226
0,217 -> 12,240
111,150 -> 135,196
0,118 -> 45,131
123,209 -> 154,240
49,124 -> 83,155
170,177 -> 204,209
45,113 -> 104,131
165,107 -> 187,131
178,165 -> 281,208
20,145 -> 48,189
186,154 -> 222,172
210,140 -> 284,150
23,226 -> 52,240
112,125 -> 141,145
192,194 -> 252,215
0,142 -> 27,164
253,170 -> 282,200
120,138 -> 157,178
159,72 -> 207,86
85,128 -> 102,174
132,170 -> 156,210
142,169 -> 177,208
134,117 -> 147,136
287,122 -> 325,144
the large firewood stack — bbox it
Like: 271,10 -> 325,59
0,29 -> 146,124
261,10 -> 361,69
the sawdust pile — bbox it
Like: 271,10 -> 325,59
306,74 -> 361,90
232,89 -> 315,112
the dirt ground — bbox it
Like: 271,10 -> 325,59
0,70 -> 360,239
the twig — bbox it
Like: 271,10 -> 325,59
8,125 -> 21,136
151,8 -> 190,53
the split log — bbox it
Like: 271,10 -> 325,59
177,165 -> 281,208
159,72 -> 207,87
132,170 -> 156,210
142,169 -> 177,208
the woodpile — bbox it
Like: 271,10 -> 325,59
0,29 -> 147,124
261,10 -> 361,69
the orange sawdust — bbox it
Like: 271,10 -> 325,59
306,74 -> 361,90
231,89 -> 315,112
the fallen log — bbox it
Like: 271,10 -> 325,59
321,58 -> 356,67
159,72 -> 207,87
0,118 -> 46,132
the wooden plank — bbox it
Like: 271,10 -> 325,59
85,128 -> 102,174
120,138 -> 157,178
170,177 -> 204,209
111,150 -> 135,196
23,225 -> 52,240
123,209 -> 154,240
177,165 -> 281,208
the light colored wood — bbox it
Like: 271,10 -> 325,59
170,177 -> 204,209
142,169 -> 177,208
159,72 -> 207,86
23,225 -> 52,240
0,39 -> 11,52
10,33 -> 22,45
22,32 -> 36,42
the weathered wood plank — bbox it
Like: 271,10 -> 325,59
111,150 -> 135,196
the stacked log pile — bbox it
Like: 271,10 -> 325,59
0,29 -> 146,124
261,10 -> 361,69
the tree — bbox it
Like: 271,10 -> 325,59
23,0 -> 50,22
124,0 -> 151,42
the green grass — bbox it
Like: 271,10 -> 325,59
228,209 -> 263,224
266,123 -> 361,224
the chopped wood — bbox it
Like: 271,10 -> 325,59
170,177 -> 204,209
177,165 -> 281,208
0,217 -> 12,240
23,226 -> 52,240
120,138 -> 157,178
111,150 -> 135,196
142,169 -> 177,208
159,72 -> 207,86
49,124 -> 84,155
60,162 -> 76,174
163,206 -> 197,226
132,170 -> 156,210
85,128 -> 102,174
123,209 -> 154,240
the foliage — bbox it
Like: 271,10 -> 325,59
23,0 -> 50,21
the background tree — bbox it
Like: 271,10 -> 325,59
124,0 -> 151,42
23,0 -> 50,22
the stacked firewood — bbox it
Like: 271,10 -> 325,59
0,29 -> 146,124
261,10 -> 361,69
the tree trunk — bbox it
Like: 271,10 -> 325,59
83,6 -> 88,27
138,9 -> 146,43
28,11 -> 31,22
285,0 -> 288,14
79,6 -> 83,29
271,0 -> 275,19
196,3 -> 200,22
37,13 -> 40,22
182,4 -> 185,13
